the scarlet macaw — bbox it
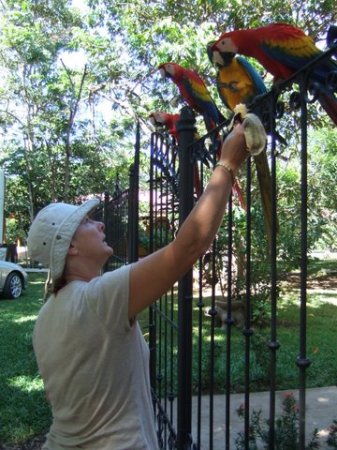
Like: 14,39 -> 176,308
158,62 -> 248,208
211,23 -> 337,125
158,62 -> 225,133
149,111 -> 202,197
157,63 -> 247,208
149,111 -> 180,140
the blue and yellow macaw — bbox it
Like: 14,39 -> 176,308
207,44 -> 276,245
207,42 -> 285,142
207,46 -> 267,112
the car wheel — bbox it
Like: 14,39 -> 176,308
3,272 -> 23,299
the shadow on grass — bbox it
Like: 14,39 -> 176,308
0,381 -> 51,445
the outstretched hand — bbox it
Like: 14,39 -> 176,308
220,112 -> 267,174
219,123 -> 248,175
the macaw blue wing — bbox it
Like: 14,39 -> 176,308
236,56 -> 267,96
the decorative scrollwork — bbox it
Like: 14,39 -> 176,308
289,91 -> 302,110
327,25 -> 337,48
326,70 -> 337,91
306,80 -> 322,104
156,406 -> 177,450
151,132 -> 179,197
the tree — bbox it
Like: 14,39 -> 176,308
0,0 -> 134,241
0,0 -> 336,256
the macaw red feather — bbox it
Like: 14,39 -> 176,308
158,63 -> 248,208
212,23 -> 337,81
212,23 -> 337,125
149,112 -> 180,139
158,62 -> 225,132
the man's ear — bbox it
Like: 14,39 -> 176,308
68,243 -> 79,256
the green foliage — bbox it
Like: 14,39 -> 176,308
235,392 -> 320,449
0,0 -> 336,270
327,420 -> 337,448
0,0 -> 137,241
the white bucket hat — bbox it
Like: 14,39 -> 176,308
27,199 -> 100,281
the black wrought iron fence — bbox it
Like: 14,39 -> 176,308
146,36 -> 337,450
92,145 -> 141,272
98,35 -> 336,450
91,187 -> 128,271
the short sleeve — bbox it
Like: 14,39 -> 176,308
85,265 -> 132,333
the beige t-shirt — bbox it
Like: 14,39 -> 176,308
33,265 -> 158,450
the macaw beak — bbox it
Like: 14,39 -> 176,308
212,50 -> 225,67
206,41 -> 216,64
210,41 -> 219,51
148,115 -> 156,126
159,68 -> 167,79
149,112 -> 164,126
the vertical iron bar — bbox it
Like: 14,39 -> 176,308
176,106 -> 196,450
103,190 -> 109,231
128,121 -> 140,264
169,140 -> 178,438
128,164 -> 134,262
196,255 -> 203,450
209,239 -> 217,450
196,159 -> 205,449
296,81 -> 311,450
164,144 -> 170,447
268,99 -> 280,450
149,133 -> 157,408
157,147 -> 164,438
243,157 -> 253,450
103,190 -> 110,272
225,194 -> 233,450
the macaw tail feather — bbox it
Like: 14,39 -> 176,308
318,92 -> 337,125
253,150 -> 279,250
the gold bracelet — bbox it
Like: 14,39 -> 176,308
214,161 -> 235,184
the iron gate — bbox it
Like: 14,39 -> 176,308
146,36 -> 337,450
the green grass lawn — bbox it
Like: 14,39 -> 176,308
1,267 -> 336,445
0,272 -> 51,445
191,292 -> 337,394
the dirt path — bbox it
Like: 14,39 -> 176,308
281,271 -> 337,291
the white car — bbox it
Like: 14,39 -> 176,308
0,260 -> 28,299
